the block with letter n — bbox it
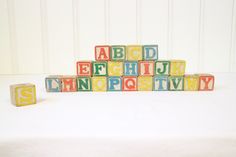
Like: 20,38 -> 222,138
77,77 -> 92,91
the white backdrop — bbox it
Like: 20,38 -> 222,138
0,0 -> 236,75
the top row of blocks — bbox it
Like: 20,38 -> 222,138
95,45 -> 158,61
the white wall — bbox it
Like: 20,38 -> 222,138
0,0 -> 236,75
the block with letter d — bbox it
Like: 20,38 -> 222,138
77,77 -> 92,91
107,77 -> 122,91
143,45 -> 158,60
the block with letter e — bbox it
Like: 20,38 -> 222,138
76,61 -> 92,76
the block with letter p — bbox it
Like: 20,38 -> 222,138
198,74 -> 214,91
143,45 -> 158,60
170,60 -> 186,76
76,61 -> 92,76
107,77 -> 122,91
61,76 -> 77,92
95,45 -> 111,61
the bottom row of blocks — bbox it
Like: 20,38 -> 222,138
46,74 -> 214,92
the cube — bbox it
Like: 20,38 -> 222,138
123,61 -> 138,76
198,74 -> 214,91
95,45 -> 111,61
111,45 -> 126,61
10,83 -> 36,106
138,76 -> 153,91
169,76 -> 184,91
122,76 -> 137,91
126,45 -> 142,61
155,61 -> 170,75
107,77 -> 122,91
184,75 -> 199,91
92,77 -> 107,92
170,60 -> 186,76
108,61 -> 123,76
92,61 -> 108,76
138,61 -> 155,76
45,75 -> 62,92
77,77 -> 92,91
61,76 -> 77,92
143,45 -> 158,60
153,76 -> 169,91
76,61 -> 92,76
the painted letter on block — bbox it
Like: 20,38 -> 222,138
143,45 -> 158,60
95,45 -> 110,61
77,77 -> 92,91
169,76 -> 184,91
111,45 -> 126,61
139,61 -> 154,76
124,61 -> 138,76
107,77 -> 122,91
198,74 -> 214,91
61,76 -> 77,92
155,61 -> 170,75
122,76 -> 137,91
76,61 -> 92,76
153,76 -> 169,91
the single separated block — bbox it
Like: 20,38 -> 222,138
92,61 -> 108,76
76,61 -> 92,76
184,75 -> 199,91
138,76 -> 153,91
92,77 -> 107,92
123,61 -> 138,76
10,83 -> 36,106
61,76 -> 77,92
77,77 -> 92,91
111,45 -> 126,61
198,74 -> 214,91
169,76 -> 184,91
139,61 -> 155,76
108,61 -> 123,76
122,76 -> 138,91
95,45 -> 111,61
153,76 -> 169,91
143,45 -> 158,60
45,75 -> 62,92
126,45 -> 143,61
107,77 -> 122,91
155,61 -> 170,75
170,60 -> 186,76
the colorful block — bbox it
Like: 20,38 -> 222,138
123,61 -> 138,76
139,61 -> 154,76
153,76 -> 169,91
10,83 -> 36,106
155,61 -> 170,75
92,77 -> 107,92
143,45 -> 158,60
170,60 -> 186,76
126,45 -> 143,61
108,61 -> 123,76
138,76 -> 153,91
169,76 -> 184,91
77,77 -> 92,91
95,45 -> 111,61
92,61 -> 108,76
107,77 -> 122,91
45,76 -> 62,92
111,45 -> 126,61
61,76 -> 77,92
184,75 -> 199,91
198,74 -> 214,91
76,61 -> 92,76
122,76 -> 137,91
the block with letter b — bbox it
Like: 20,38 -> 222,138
143,45 -> 158,60
170,60 -> 186,76
95,45 -> 111,61
184,74 -> 199,91
77,77 -> 92,91
122,76 -> 137,91
198,74 -> 214,91
111,45 -> 126,61
76,61 -> 92,76
45,75 -> 62,92
169,76 -> 184,91
61,76 -> 77,92
107,77 -> 122,91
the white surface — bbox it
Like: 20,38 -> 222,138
0,74 -> 236,156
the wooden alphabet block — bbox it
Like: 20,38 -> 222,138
111,45 -> 126,61
138,61 -> 155,76
108,61 -> 123,76
155,61 -> 170,75
169,76 -> 184,91
126,45 -> 143,61
77,77 -> 92,91
92,77 -> 107,92
138,76 -> 153,91
170,60 -> 186,76
143,45 -> 158,60
76,61 -> 92,76
122,76 -> 137,91
95,45 -> 111,61
198,74 -> 214,91
184,75 -> 199,91
153,76 -> 169,91
61,76 -> 77,92
107,76 -> 122,91
45,76 -> 62,92
92,61 -> 108,76
10,83 -> 36,106
123,61 -> 138,76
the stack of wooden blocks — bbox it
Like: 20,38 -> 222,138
45,45 -> 214,92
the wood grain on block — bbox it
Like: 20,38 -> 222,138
153,76 -> 169,91
111,45 -> 126,61
143,45 -> 158,60
45,75 -> 62,92
198,74 -> 215,91
92,77 -> 107,92
76,61 -> 92,76
126,45 -> 143,61
170,60 -> 186,76
95,45 -> 111,61
169,76 -> 184,91
108,61 -> 123,76
155,61 -> 170,75
107,77 -> 122,91
138,76 -> 153,91
184,74 -> 199,91
138,61 -> 155,76
92,61 -> 108,76
61,76 -> 77,92
122,76 -> 137,91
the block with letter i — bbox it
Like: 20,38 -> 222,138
126,45 -> 143,61
122,76 -> 137,91
198,74 -> 214,91
95,45 -> 111,61
10,83 -> 36,106
138,76 -> 153,91
76,61 -> 92,76
143,45 -> 158,60
77,77 -> 92,91
45,75 -> 62,92
92,61 -> 108,76
92,77 -> 107,92
153,76 -> 169,91
61,76 -> 77,92
169,76 -> 184,91
155,61 -> 170,75
184,75 -> 199,91
107,77 -> 122,91
170,60 -> 186,76
111,45 -> 126,61
139,61 -> 154,76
